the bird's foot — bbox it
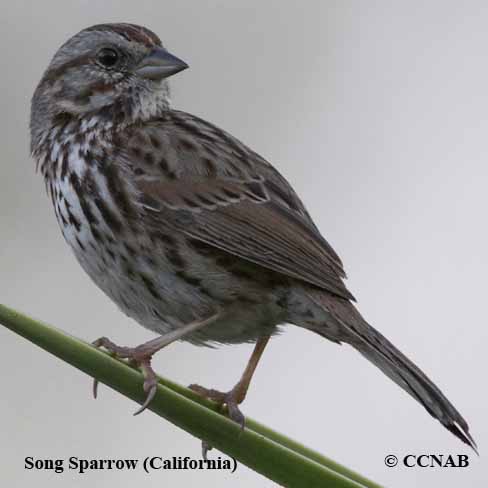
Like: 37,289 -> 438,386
189,383 -> 247,459
91,336 -> 159,415
189,384 -> 246,428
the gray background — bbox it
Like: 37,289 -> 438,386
1,1 -> 487,486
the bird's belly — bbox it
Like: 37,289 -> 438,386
71,238 -> 284,345
51,173 -> 284,344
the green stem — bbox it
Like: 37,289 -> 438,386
0,303 -> 382,488
156,377 -> 383,488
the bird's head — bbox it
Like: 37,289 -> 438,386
30,23 -> 188,149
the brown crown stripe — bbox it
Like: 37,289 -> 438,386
86,23 -> 161,48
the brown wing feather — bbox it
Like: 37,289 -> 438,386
125,111 -> 355,301
137,177 -> 355,301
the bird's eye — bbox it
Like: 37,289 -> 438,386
96,48 -> 120,68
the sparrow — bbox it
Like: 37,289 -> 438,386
30,23 -> 476,452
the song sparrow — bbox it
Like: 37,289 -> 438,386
30,23 -> 476,451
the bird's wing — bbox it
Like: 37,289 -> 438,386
125,111 -> 354,301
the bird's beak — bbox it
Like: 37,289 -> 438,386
135,47 -> 188,81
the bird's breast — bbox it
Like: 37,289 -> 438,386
39,129 -> 287,344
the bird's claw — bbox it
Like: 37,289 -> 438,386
133,363 -> 158,416
93,377 -> 99,399
202,441 -> 213,460
91,336 -> 158,415
189,383 -> 247,458
225,399 -> 245,430
133,384 -> 157,416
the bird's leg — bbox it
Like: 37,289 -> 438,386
190,335 -> 270,428
92,313 -> 219,415
190,335 -> 270,458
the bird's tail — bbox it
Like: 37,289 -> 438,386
307,291 -> 477,452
